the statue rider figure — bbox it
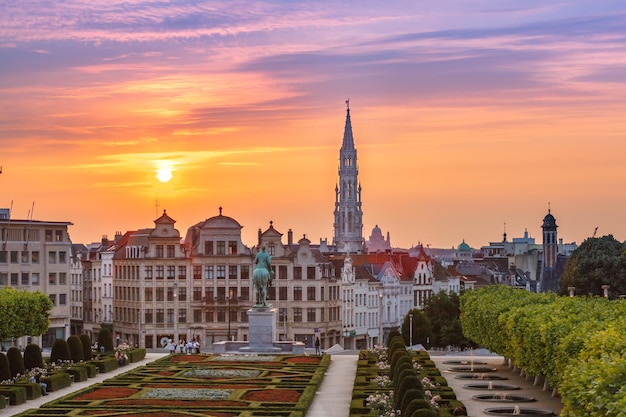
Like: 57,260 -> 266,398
252,246 -> 273,307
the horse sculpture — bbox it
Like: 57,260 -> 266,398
252,246 -> 273,306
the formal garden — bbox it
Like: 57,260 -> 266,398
1,326 -> 330,416
349,331 -> 467,417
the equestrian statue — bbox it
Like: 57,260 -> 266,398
252,246 -> 273,307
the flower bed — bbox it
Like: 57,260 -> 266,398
15,354 -> 330,417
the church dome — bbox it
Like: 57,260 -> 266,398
458,240 -> 471,252
371,224 -> 383,237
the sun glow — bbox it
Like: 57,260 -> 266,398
156,166 -> 173,183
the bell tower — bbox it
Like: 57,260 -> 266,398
333,100 -> 364,253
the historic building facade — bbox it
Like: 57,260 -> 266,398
0,213 -> 73,349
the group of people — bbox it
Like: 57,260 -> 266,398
115,349 -> 128,366
29,372 -> 48,396
164,338 -> 201,355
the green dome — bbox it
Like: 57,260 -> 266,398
458,240 -> 471,251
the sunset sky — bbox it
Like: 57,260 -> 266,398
1,1 -> 625,249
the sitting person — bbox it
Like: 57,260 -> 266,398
115,350 -> 127,366
29,373 -> 48,396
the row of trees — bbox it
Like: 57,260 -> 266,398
400,291 -> 474,350
0,288 -> 52,341
460,285 -> 626,417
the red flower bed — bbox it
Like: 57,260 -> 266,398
74,387 -> 139,400
170,355 -> 208,362
242,389 -> 301,402
107,399 -> 247,407
158,370 -> 176,376
285,356 -> 321,364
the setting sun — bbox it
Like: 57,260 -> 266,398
156,166 -> 173,183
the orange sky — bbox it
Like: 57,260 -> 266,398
1,1 -> 626,249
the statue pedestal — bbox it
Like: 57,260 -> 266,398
239,307 -> 281,353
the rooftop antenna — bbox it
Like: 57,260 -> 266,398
25,202 -> 34,248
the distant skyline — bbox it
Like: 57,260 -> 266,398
1,1 -> 625,249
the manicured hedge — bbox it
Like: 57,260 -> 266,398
14,382 -> 42,400
41,372 -> 72,392
0,385 -> 28,405
90,357 -> 118,373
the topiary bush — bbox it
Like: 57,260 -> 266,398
67,335 -> 84,362
7,347 -> 26,378
400,388 -> 425,416
387,329 -> 402,345
410,409 -> 438,417
97,328 -> 114,352
50,339 -> 71,364
79,334 -> 93,360
395,374 -> 421,409
23,343 -> 44,370
0,352 -> 11,381
405,398 -> 432,417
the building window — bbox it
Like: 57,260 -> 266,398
156,266 -> 164,279
267,286 -> 276,300
21,251 -> 29,263
193,309 -> 202,322
321,287 -> 325,301
59,294 -> 67,305
45,230 -> 53,241
320,307 -> 325,322
307,266 -> 316,280
11,251 -> 19,263
167,266 -> 175,279
294,286 -> 302,301
293,308 -> 302,322
229,241 -> 237,255
0,251 -> 6,263
10,273 -> 18,285
178,266 -> 186,279
307,286 -> 316,301
0,273 -> 7,285
205,265 -> 214,279
55,230 -> 63,241
167,245 -> 175,258
217,309 -> 226,322
279,308 -> 287,323
31,273 -> 39,285
48,273 -> 56,285
293,267 -> 302,280
307,308 -> 316,322
31,251 -> 39,263
156,288 -> 164,301
59,273 -> 67,285
241,287 -> 250,301
229,265 -> 237,279
145,309 -> 153,323
49,294 -> 56,306
193,287 -> 202,301
205,309 -> 214,322
241,265 -> 250,280
156,245 -> 164,258
21,272 -> 29,285
279,287 -> 287,301
205,241 -> 213,255
216,265 -> 225,279
217,241 -> 226,255
193,265 -> 201,279
268,243 -> 275,256
59,251 -> 67,263
178,287 -> 186,301
145,288 -> 153,301
178,309 -> 187,323
279,265 -> 287,279
156,309 -> 164,323
167,288 -> 175,301
167,309 -> 175,324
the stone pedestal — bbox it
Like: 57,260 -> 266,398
239,307 -> 281,353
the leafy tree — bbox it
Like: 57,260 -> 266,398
422,291 -> 464,348
401,308 -> 432,348
560,235 -> 626,297
0,288 -> 53,340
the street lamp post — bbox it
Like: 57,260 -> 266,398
378,287 -> 383,346
227,289 -> 233,341
409,313 -> 413,349
173,283 -> 178,343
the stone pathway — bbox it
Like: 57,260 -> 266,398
307,354 -> 358,417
